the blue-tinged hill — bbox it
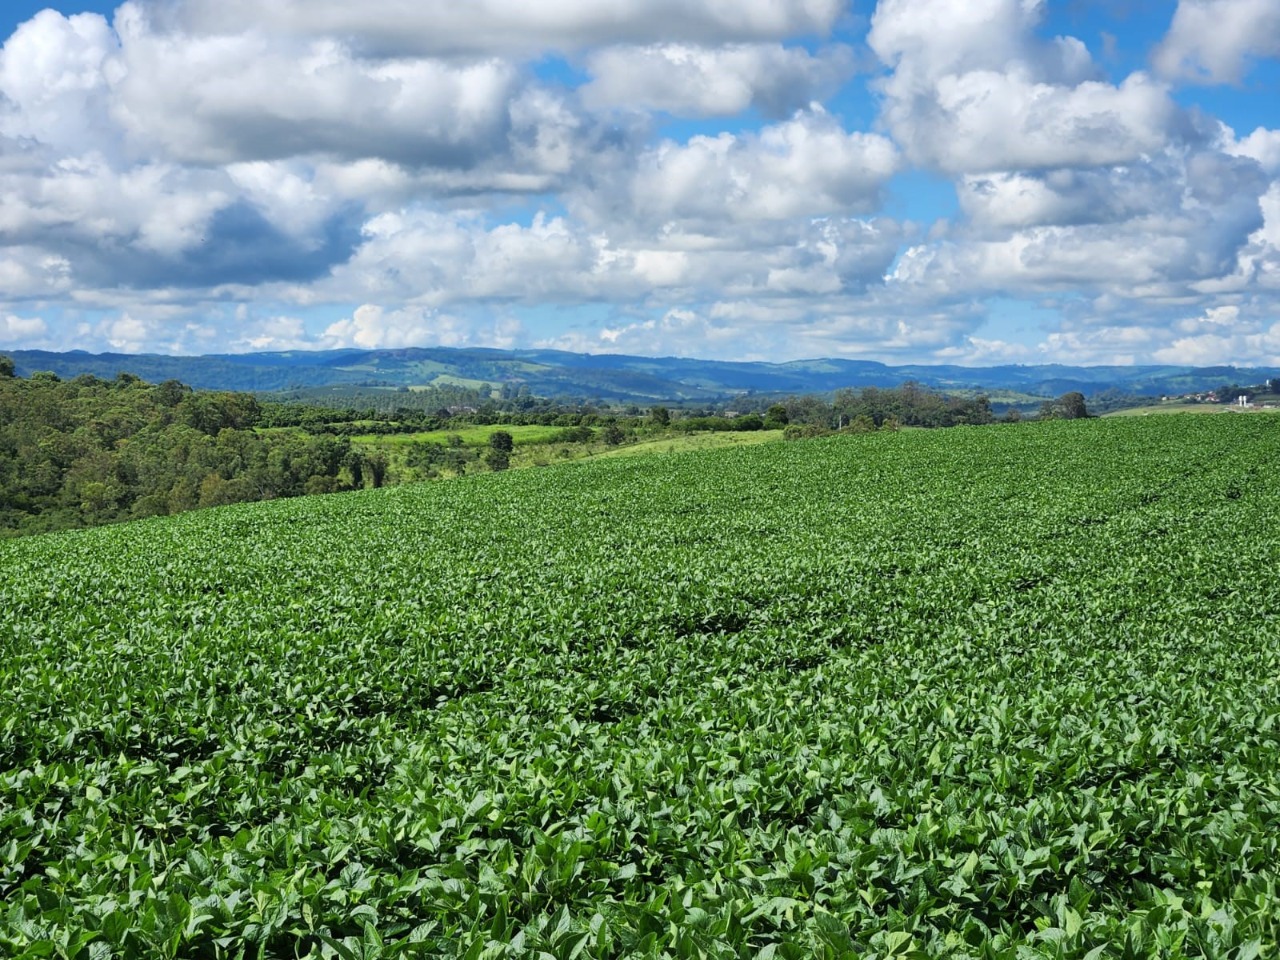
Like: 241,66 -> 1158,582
6,346 -> 1273,400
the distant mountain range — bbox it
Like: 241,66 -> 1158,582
6,346 -> 1275,402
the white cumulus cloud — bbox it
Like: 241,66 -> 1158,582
1154,0 -> 1280,84
616,109 -> 899,227
1224,127 -> 1280,175
321,304 -> 521,350
868,0 -> 1182,174
108,6 -> 521,168
0,313 -> 48,344
0,10 -> 119,154
581,43 -> 853,118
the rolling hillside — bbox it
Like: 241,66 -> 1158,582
7,346 -> 1274,401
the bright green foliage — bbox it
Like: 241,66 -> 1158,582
3,416 -> 1280,958
350,424 -> 568,448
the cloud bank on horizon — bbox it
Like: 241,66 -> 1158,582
0,0 -> 1278,366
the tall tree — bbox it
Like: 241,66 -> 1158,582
489,430 -> 514,454
1059,392 -> 1089,419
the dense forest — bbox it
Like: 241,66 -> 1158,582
0,364 -> 365,537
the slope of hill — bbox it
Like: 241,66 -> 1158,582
3,415 -> 1279,955
7,346 -> 1274,401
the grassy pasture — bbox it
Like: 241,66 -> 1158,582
592,428 -> 784,458
3,416 -> 1280,957
1103,403 -> 1233,417
350,423 -> 568,447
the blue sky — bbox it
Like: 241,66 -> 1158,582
0,1 -> 1278,365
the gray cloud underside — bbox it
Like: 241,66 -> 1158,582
158,0 -> 846,56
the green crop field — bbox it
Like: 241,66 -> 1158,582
3,417 -> 1280,958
